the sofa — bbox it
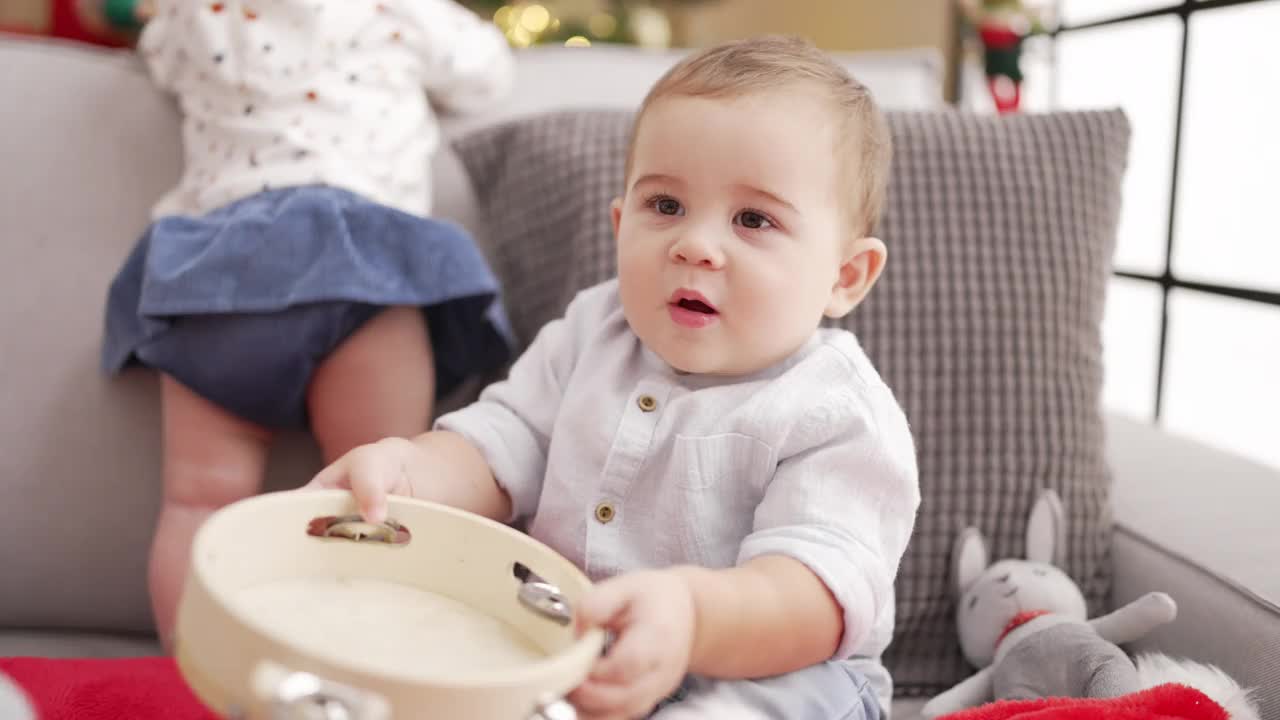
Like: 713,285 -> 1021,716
1,34 -> 1277,720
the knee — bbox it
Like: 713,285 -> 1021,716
162,459 -> 262,510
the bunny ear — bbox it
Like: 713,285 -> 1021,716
1026,489 -> 1065,566
952,527 -> 989,598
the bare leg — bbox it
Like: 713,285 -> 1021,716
152,375 -> 273,650
307,306 -> 434,464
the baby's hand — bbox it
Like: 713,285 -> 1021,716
570,570 -> 696,720
305,438 -> 421,524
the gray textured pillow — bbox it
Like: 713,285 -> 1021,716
453,108 -> 1130,693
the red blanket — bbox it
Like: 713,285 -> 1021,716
939,683 -> 1229,720
0,657 -> 215,720
0,658 -> 1230,720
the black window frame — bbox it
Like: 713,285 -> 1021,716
951,0 -> 1280,421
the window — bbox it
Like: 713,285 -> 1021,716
959,0 -> 1280,470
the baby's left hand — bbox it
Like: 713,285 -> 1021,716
569,569 -> 697,720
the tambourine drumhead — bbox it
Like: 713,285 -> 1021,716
175,489 -> 604,719
232,577 -> 545,676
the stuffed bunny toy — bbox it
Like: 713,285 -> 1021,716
921,490 -> 1178,718
0,672 -> 32,720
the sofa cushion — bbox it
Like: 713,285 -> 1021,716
1107,414 -> 1280,720
0,32 -> 943,642
452,108 -> 1130,693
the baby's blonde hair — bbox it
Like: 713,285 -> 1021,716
625,35 -> 893,239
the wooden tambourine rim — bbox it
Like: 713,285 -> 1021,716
175,490 -> 604,717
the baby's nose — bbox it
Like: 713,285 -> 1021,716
669,234 -> 723,268
673,249 -> 715,266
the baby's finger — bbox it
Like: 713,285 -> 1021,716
570,677 -> 646,720
570,678 -> 627,717
589,629 -> 660,684
576,574 -> 643,633
571,672 -> 669,720
347,456 -> 392,524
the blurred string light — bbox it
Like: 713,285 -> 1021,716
587,12 -> 618,39
493,3 -> 567,47
487,2 -> 671,49
628,6 -> 670,48
520,4 -> 551,33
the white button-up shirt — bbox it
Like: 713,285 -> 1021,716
437,279 -> 919,706
139,0 -> 512,218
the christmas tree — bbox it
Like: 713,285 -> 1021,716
461,1 -> 709,48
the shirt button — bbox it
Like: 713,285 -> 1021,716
637,394 -> 658,412
594,502 -> 617,524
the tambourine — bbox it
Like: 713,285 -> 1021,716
175,489 -> 604,719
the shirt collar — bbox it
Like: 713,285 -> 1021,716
640,331 -> 825,390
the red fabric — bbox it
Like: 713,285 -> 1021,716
0,661 -> 1233,720
51,0 -> 134,47
939,683 -> 1230,720
0,0 -> 134,47
0,657 -> 217,720
978,23 -> 1023,50
987,77 -> 1022,114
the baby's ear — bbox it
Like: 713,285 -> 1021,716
610,197 -> 623,238
952,527 -> 989,599
824,237 -> 886,318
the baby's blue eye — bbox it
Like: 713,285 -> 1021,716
735,210 -> 772,230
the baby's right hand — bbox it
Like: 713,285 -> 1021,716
305,437 -> 422,524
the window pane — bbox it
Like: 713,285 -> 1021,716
1061,0 -> 1172,27
1021,35 -> 1054,113
1055,16 -> 1182,275
1101,277 -> 1163,421
1173,1 -> 1280,293
1162,290 -> 1280,471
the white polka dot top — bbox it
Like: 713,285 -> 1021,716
139,0 -> 513,218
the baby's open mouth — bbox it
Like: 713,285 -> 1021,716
675,298 -> 717,314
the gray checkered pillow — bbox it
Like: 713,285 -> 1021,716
451,111 -> 631,347
452,108 -> 1130,693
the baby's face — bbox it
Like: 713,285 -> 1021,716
614,89 -> 854,376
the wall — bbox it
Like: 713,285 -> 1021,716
0,0 -> 47,31
667,0 -> 957,98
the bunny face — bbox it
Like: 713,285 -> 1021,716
951,490 -> 1087,668
956,557 -> 1087,667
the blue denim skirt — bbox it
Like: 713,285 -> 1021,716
102,186 -> 514,428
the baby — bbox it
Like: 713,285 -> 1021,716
310,35 -> 920,719
101,0 -> 515,644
